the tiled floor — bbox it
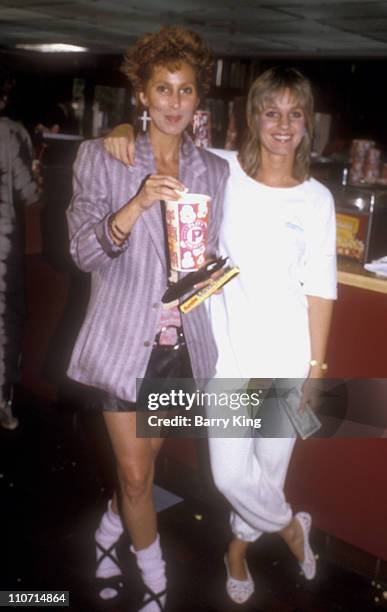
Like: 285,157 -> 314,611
0,389 -> 382,612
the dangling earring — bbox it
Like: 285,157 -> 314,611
138,108 -> 151,132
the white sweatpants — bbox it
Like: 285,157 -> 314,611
208,432 -> 296,542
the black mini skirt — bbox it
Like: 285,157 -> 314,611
87,327 -> 194,412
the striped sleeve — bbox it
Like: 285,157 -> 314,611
66,139 -> 128,273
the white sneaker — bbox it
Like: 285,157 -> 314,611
0,400 -> 19,430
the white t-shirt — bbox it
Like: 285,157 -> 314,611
208,150 -> 337,379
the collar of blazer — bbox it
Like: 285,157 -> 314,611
130,131 -> 210,271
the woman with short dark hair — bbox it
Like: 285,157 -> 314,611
66,26 -> 229,612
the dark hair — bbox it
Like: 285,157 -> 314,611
239,66 -> 314,182
121,26 -> 213,99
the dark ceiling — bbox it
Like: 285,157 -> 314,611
2,0 -> 387,57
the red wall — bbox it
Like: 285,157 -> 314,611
286,282 -> 387,560
286,438 -> 387,560
328,283 -> 387,379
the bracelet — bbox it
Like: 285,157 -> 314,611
309,359 -> 328,371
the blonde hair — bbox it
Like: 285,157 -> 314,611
239,67 -> 314,182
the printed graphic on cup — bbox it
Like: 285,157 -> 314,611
164,193 -> 210,271
192,110 -> 212,149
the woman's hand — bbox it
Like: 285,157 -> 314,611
298,367 -> 325,413
133,174 -> 186,211
111,174 -> 186,239
104,123 -> 135,165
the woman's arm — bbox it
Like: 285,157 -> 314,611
67,139 -> 184,272
307,295 -> 334,378
67,139 -> 130,272
303,185 -> 337,372
299,295 -> 334,412
112,174 -> 185,238
300,185 -> 337,409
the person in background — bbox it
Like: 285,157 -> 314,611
103,66 -> 336,605
66,27 -> 228,612
0,63 -> 38,430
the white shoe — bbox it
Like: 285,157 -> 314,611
0,400 -> 19,430
224,553 -> 255,604
295,512 -> 316,580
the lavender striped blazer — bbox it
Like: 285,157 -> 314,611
66,132 -> 229,401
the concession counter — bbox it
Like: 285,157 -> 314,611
335,184 -> 387,264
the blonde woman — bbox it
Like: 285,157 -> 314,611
206,67 -> 336,603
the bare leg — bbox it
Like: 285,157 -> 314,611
103,412 -> 164,550
110,436 -> 163,518
280,516 -> 305,562
227,537 -> 250,580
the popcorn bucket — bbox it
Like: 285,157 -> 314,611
164,192 -> 210,272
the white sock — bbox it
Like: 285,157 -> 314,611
95,499 -> 124,599
131,535 -> 167,612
